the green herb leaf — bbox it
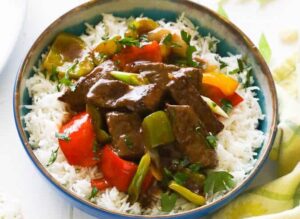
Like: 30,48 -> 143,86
204,171 -> 235,195
162,33 -> 172,45
161,192 -> 177,212
124,134 -> 134,149
46,147 -> 59,167
173,172 -> 189,185
237,58 -> 244,72
55,132 -> 70,141
188,163 -> 202,173
206,134 -> 218,149
217,4 -> 229,19
119,37 -> 140,47
164,167 -> 173,179
186,45 -> 199,67
221,99 -> 233,114
50,66 -> 59,82
179,157 -> 190,168
88,187 -> 99,200
180,30 -> 191,45
220,60 -> 228,69
258,33 -> 272,63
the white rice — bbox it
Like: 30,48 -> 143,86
23,14 -> 264,215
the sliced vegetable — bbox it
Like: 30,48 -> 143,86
204,171 -> 235,195
43,33 -> 94,79
259,33 -> 272,64
110,71 -> 148,85
58,112 -> 97,167
128,153 -> 151,203
169,181 -> 206,206
86,104 -> 110,144
46,147 -> 59,167
113,41 -> 162,67
100,145 -> 137,192
126,17 -> 159,38
161,192 -> 178,212
93,36 -> 121,60
202,72 -> 239,96
201,95 -> 228,118
142,111 -> 175,149
91,178 -> 111,191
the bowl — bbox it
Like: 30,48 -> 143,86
13,0 -> 278,218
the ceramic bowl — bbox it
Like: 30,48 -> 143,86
14,0 -> 278,218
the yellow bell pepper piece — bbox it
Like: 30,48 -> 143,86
202,72 -> 239,96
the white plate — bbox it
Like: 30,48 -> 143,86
0,0 -> 27,74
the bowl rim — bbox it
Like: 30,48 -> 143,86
13,0 -> 278,218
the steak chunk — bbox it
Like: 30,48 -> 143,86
87,79 -> 164,113
167,73 -> 224,135
106,112 -> 144,160
58,60 -> 116,111
166,104 -> 218,168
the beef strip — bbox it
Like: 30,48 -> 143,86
58,60 -> 116,111
171,67 -> 202,91
106,112 -> 145,160
167,73 -> 224,135
166,104 -> 218,168
87,79 -> 164,113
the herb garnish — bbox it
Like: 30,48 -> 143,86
204,171 -> 235,195
188,163 -> 202,173
161,192 -> 178,212
162,33 -> 181,48
173,172 -> 189,185
118,37 -> 140,47
221,99 -> 233,114
180,30 -> 199,67
88,187 -> 99,200
55,132 -> 71,141
46,147 -> 59,167
124,134 -> 134,149
206,134 -> 218,149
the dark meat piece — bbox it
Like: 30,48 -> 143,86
58,60 -> 116,111
125,61 -> 202,90
167,74 -> 224,135
87,79 -> 164,113
106,112 -> 145,160
166,104 -> 218,168
172,67 -> 202,91
87,79 -> 131,109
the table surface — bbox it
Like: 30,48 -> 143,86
0,0 -> 299,218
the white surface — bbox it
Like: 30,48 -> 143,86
0,0 -> 299,218
0,0 -> 27,75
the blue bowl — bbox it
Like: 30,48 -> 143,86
13,0 -> 278,218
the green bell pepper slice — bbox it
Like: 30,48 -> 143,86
128,153 -> 151,203
142,111 -> 175,149
110,71 -> 148,86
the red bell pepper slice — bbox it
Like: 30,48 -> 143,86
91,178 -> 111,191
113,41 -> 162,68
58,112 -> 97,167
100,145 -> 153,193
202,84 -> 243,107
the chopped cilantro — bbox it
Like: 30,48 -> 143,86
88,187 -> 99,200
206,134 -> 218,149
228,68 -> 240,75
181,30 -> 191,45
46,147 -> 59,167
220,60 -> 228,69
118,37 -> 140,47
50,66 -> 59,82
204,171 -> 235,195
221,99 -> 233,113
173,172 -> 189,185
164,167 -> 173,179
161,192 -> 177,212
237,58 -> 244,72
188,163 -> 202,173
55,132 -> 70,141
